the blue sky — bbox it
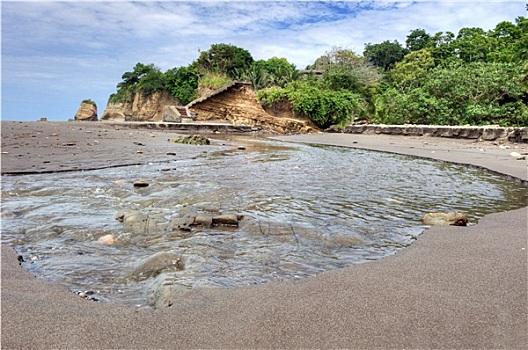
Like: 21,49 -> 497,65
1,1 -> 526,121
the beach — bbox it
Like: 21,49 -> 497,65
1,121 -> 527,349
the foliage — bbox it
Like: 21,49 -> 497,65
405,29 -> 433,52
195,43 -> 253,78
164,65 -> 199,105
309,47 -> 382,94
258,79 -> 360,128
375,61 -> 528,126
110,63 -> 164,103
390,49 -> 436,92
198,72 -> 232,91
363,40 -> 406,71
82,99 -> 96,106
233,57 -> 299,90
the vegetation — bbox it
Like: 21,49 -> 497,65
82,99 -> 96,106
108,16 -> 528,127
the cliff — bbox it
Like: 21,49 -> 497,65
187,82 -> 318,134
100,82 -> 319,134
100,91 -> 181,122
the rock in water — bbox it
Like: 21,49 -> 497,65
422,212 -> 468,226
130,252 -> 184,282
74,101 -> 98,121
133,180 -> 149,187
97,234 -> 116,245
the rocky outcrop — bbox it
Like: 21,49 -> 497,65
422,212 -> 468,226
187,81 -> 319,134
169,135 -> 210,145
100,91 -> 181,122
115,209 -> 242,237
74,101 -> 98,121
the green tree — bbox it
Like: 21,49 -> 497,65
430,31 -> 456,64
405,29 -> 433,52
363,40 -> 406,71
453,27 -> 490,62
311,47 -> 381,93
110,63 -> 163,102
163,65 -> 199,105
390,49 -> 436,92
195,43 -> 253,78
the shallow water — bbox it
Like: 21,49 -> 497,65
2,137 -> 527,306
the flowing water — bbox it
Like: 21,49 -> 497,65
2,137 -> 527,306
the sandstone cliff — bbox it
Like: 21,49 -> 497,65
100,82 -> 319,134
187,82 -> 318,134
74,101 -> 98,121
101,91 -> 181,122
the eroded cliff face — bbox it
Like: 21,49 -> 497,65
74,102 -> 98,121
101,91 -> 180,122
100,83 -> 318,134
188,83 -> 318,134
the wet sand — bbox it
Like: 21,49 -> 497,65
1,121 -> 527,349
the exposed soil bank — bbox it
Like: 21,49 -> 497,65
1,123 -> 527,349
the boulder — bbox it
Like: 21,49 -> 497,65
74,101 -> 98,121
422,212 -> 468,226
169,135 -> 210,145
129,252 -> 184,282
147,274 -> 190,308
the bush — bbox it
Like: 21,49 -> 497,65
258,81 -> 360,129
199,72 -> 232,91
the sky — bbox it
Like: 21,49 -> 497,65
1,0 -> 526,121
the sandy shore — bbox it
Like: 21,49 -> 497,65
1,121 -> 527,349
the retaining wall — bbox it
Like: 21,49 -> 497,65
332,125 -> 528,143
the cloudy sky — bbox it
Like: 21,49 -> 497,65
1,0 -> 526,121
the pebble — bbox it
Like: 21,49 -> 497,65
509,152 -> 525,160
76,290 -> 99,302
97,234 -> 116,245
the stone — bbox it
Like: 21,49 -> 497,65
97,234 -> 116,245
509,152 -> 526,160
116,209 -> 243,238
211,214 -> 241,227
169,135 -> 210,145
193,215 -> 213,227
129,252 -> 184,282
133,180 -> 149,187
422,212 -> 468,226
147,274 -> 189,308
74,101 -> 98,121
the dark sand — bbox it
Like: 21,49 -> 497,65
1,121 -> 527,349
